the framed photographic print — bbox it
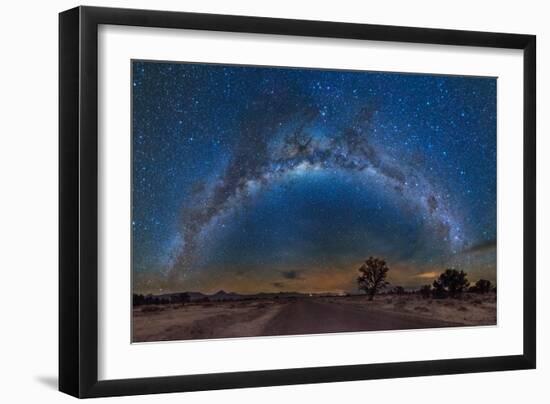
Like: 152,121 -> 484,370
59,6 -> 536,398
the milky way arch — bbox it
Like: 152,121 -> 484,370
168,105 -> 466,280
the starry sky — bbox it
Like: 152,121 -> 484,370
132,60 -> 496,295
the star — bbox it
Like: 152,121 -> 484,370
131,60 -> 496,294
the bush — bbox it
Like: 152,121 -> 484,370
418,285 -> 432,299
471,279 -> 492,294
434,269 -> 470,298
391,286 -> 406,295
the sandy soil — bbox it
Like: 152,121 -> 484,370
132,300 -> 287,342
329,292 -> 497,326
132,293 -> 496,342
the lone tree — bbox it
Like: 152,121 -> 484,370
357,257 -> 390,301
434,268 -> 470,298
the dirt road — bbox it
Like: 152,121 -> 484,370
133,296 -> 487,342
261,299 -> 461,336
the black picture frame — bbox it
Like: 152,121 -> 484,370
59,6 -> 536,398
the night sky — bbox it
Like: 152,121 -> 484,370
132,61 -> 496,295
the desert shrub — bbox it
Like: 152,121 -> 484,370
418,284 -> 432,299
391,286 -> 406,295
458,306 -> 468,312
471,279 -> 492,294
433,269 -> 470,298
414,306 -> 430,313
431,280 -> 447,299
133,294 -> 145,306
135,294 -> 169,306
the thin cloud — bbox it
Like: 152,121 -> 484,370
280,270 -> 304,280
414,271 -> 440,279
462,239 -> 497,254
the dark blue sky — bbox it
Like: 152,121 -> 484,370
132,61 -> 496,294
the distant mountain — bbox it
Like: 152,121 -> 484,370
249,291 -> 306,299
157,291 -> 208,303
150,290 -> 350,302
208,290 -> 242,301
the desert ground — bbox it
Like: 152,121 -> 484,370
132,293 -> 496,342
